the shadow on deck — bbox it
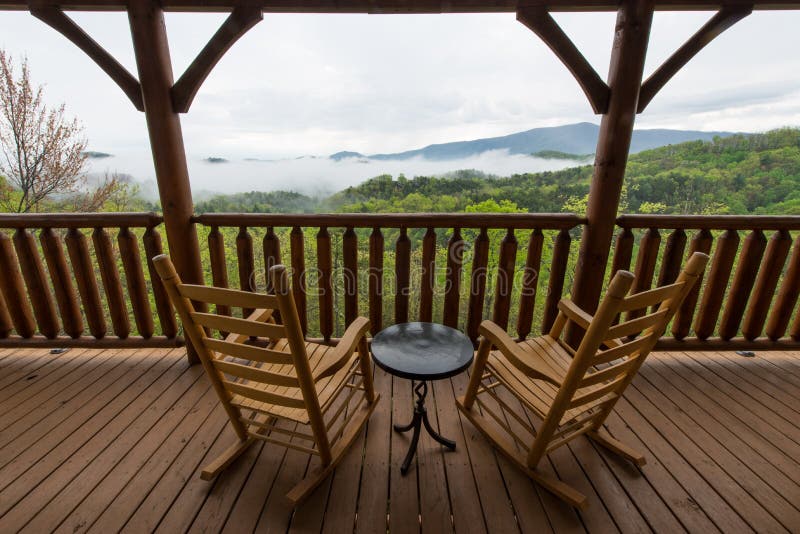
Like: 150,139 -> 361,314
0,346 -> 799,533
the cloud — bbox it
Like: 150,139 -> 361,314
87,149 -> 584,195
1,9 -> 799,160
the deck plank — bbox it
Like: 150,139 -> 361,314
0,349 -> 798,533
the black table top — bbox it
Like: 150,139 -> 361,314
370,322 -> 474,381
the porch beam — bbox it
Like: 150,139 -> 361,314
128,0 -> 204,363
517,6 -> 609,114
637,4 -> 752,113
28,3 -> 144,110
569,0 -> 654,339
171,3 -> 263,113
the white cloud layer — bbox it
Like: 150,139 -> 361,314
1,9 -> 799,188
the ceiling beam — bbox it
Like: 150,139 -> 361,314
637,4 -> 752,112
2,0 -> 799,13
28,3 -> 144,110
171,3 -> 263,113
517,5 -> 609,114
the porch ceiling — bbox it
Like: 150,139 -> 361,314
1,0 -> 799,12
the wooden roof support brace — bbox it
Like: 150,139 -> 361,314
28,3 -> 144,111
637,5 -> 752,113
517,6 -> 610,114
172,4 -> 263,113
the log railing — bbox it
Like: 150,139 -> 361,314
2,211 -> 799,352
0,213 -> 182,347
615,215 -> 800,349
193,213 -> 585,345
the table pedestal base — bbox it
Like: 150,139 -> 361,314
394,380 -> 456,475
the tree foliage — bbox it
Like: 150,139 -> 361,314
0,50 -> 88,212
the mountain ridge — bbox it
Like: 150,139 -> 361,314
329,122 -> 738,161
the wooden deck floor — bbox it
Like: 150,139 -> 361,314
0,346 -> 799,533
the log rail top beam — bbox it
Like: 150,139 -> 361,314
0,0 -> 798,12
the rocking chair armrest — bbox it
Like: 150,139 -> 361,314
557,299 -> 594,330
313,316 -> 371,382
224,307 -> 276,345
478,320 -> 561,386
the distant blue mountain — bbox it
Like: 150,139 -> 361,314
329,122 -> 738,161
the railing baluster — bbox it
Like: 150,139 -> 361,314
466,228 -> 490,344
719,229 -> 767,340
542,229 -> 571,334
93,227 -> 130,339
118,227 -> 154,339
493,228 -> 517,331
144,226 -> 177,338
317,226 -> 333,342
443,228 -> 464,328
290,226 -> 307,336
66,228 -> 106,338
419,227 -> 436,322
672,229 -> 713,340
263,227 -> 281,293
40,228 -> 83,338
516,229 -> 543,339
0,232 -> 35,337
611,228 -> 635,278
628,227 -> 660,321
694,229 -> 737,340
610,227 -> 634,325
792,299 -> 800,341
236,226 -> 255,316
742,229 -> 792,341
766,233 -> 800,341
208,226 -> 231,319
368,227 -> 383,335
654,228 -> 687,312
395,228 -> 411,324
342,227 -> 358,326
0,290 -> 11,338
14,228 -> 60,339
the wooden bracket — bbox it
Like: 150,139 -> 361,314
517,6 -> 610,115
29,3 -> 144,111
171,4 -> 263,113
637,5 -> 752,113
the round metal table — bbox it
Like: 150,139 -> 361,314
371,322 -> 474,474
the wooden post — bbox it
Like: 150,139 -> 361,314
570,0 -> 654,343
128,0 -> 204,363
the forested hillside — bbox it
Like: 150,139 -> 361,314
194,127 -> 799,215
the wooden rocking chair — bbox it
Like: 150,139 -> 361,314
154,255 -> 379,505
457,252 -> 709,509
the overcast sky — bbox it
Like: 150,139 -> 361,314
0,9 -> 799,187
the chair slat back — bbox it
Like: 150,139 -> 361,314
535,252 -> 709,458
153,255 -> 320,421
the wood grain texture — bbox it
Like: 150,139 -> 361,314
443,228 -> 465,328
719,230 -> 767,340
693,229 -> 737,340
118,227 -> 154,339
419,227 -> 436,323
394,228 -> 411,324
65,228 -> 106,338
93,227 -> 129,339
672,228 -> 713,340
40,228 -> 83,339
14,228 -> 60,338
0,232 -> 35,337
368,227 -> 383,336
467,227 -> 490,343
516,228 -> 543,339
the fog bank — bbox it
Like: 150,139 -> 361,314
86,149 -> 588,198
